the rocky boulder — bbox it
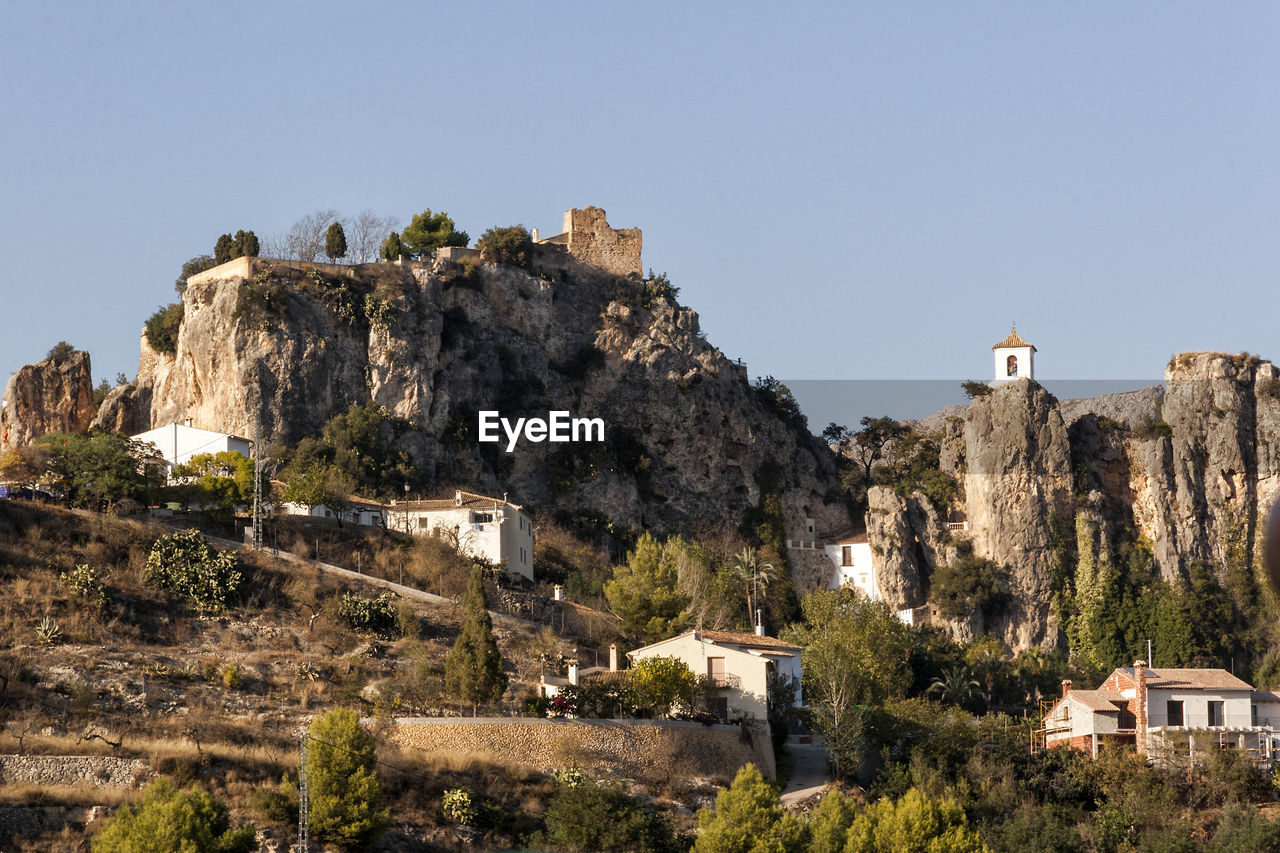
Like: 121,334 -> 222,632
1,347 -> 95,452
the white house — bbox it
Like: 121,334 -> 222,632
1042,661 -> 1277,763
387,490 -> 534,581
278,494 -> 389,528
992,325 -> 1036,382
627,629 -> 803,722
131,421 -> 253,480
825,533 -> 879,600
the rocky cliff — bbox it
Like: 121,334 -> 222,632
118,251 -> 850,550
867,355 -> 1280,652
0,348 -> 95,453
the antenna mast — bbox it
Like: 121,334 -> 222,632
298,732 -> 310,852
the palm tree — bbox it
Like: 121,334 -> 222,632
731,547 -> 776,629
928,666 -> 982,706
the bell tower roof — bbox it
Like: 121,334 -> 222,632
992,324 -> 1036,352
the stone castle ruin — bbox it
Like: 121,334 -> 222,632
534,206 -> 642,277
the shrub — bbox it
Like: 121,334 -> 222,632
961,379 -> 993,399
145,303 -> 184,354
544,777 -> 682,853
61,563 -> 108,611
249,777 -> 299,825
307,709 -> 388,847
220,662 -> 243,689
1258,377 -> 1280,402
35,615 -> 61,646
643,271 -> 680,308
441,787 -> 478,825
931,551 -> 1009,620
144,529 -> 244,612
476,225 -> 533,267
338,592 -> 399,639
91,779 -> 255,852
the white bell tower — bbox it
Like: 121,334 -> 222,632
992,325 -> 1035,382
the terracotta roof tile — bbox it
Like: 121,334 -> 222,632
992,325 -> 1037,351
1070,689 -> 1127,712
697,630 -> 803,651
394,490 -> 523,512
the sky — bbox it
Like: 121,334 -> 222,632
3,2 -> 1278,425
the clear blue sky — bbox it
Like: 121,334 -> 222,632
3,3 -> 1278,419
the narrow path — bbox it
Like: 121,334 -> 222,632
780,734 -> 831,807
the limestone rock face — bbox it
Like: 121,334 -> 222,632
864,486 -> 928,610
132,254 -> 851,541
962,380 -> 1074,650
90,382 -> 151,435
0,348 -> 95,452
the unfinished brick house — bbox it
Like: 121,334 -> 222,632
1041,660 -> 1280,764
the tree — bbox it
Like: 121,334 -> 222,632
350,210 -> 399,263
731,547 -> 776,628
692,763 -> 807,853
961,379 -> 993,399
400,208 -> 469,259
91,778 -> 255,852
307,709 -> 389,848
844,787 -> 984,853
627,655 -> 697,718
927,665 -> 983,707
786,587 -> 912,778
176,255 -> 215,292
822,422 -> 851,447
848,416 -> 911,483
35,431 -> 158,509
145,528 -> 244,612
604,533 -> 690,641
281,403 -> 421,503
280,459 -> 357,525
931,550 -> 1009,621
233,229 -> 260,258
145,303 -> 184,354
543,777 -> 681,853
326,221 -> 348,262
214,233 -> 236,264
807,789 -> 857,853
444,565 -> 507,712
476,225 -> 533,267
171,450 -> 254,511
380,231 -> 404,261
46,340 -> 76,363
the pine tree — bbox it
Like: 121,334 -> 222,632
444,566 -> 508,713
91,779 -> 256,852
307,709 -> 388,847
380,231 -> 403,261
326,222 -> 348,261
693,763 -> 808,853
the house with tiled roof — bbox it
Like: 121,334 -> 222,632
992,324 -> 1036,382
627,629 -> 803,722
386,490 -> 534,581
1041,660 -> 1278,764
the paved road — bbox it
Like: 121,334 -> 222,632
780,735 -> 831,806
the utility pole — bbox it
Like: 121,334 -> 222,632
251,438 -> 263,551
298,732 -> 310,852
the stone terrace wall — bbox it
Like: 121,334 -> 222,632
0,754 -> 152,789
390,718 -> 774,782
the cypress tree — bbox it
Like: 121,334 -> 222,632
214,233 -> 235,264
380,231 -> 403,261
444,566 -> 507,713
325,222 -> 348,261
234,229 -> 260,258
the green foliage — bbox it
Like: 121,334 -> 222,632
543,777 -> 684,853
36,431 -> 159,509
930,549 -> 1009,621
91,779 -> 255,852
628,655 -> 698,717
214,230 -> 259,263
476,225 -> 533,267
692,763 -> 807,853
441,786 -> 478,825
992,804 -> 1083,853
326,221 -> 348,261
338,592 -> 399,639
170,451 -> 254,511
380,231 -> 404,261
1259,377 -> 1280,402
144,529 -> 244,613
214,233 -> 235,264
1132,412 -> 1173,441
307,709 -> 389,848
249,777 -> 298,825
305,267 -> 361,324
232,268 -> 287,328
60,563 -> 108,611
643,271 -> 680,307
444,566 -> 508,709
362,293 -> 399,330
752,375 -> 808,433
844,787 -> 985,853
220,661 -> 242,688
961,379 -> 994,399
927,665 -> 982,707
282,402 -> 421,502
604,532 -> 690,641
176,255 -> 216,291
400,208 -> 469,258
807,789 -> 857,853
47,340 -> 76,362
786,587 -> 912,777
145,302 -> 185,354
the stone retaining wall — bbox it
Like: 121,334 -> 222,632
389,717 -> 774,782
0,754 -> 151,789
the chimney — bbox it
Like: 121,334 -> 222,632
754,609 -> 766,637
1061,679 -> 1072,698
184,418 -> 193,428
553,584 -> 564,602
1134,659 -> 1148,755
609,644 -> 618,672
567,660 -> 579,686
454,490 -> 462,507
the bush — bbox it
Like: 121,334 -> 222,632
338,592 -> 399,638
249,777 -> 299,825
441,787 -> 478,825
91,779 -> 256,852
307,709 -> 388,847
145,303 -> 184,354
145,529 -> 244,612
61,563 -> 108,611
931,551 -> 1009,620
477,225 -> 533,267
544,777 -> 683,853
961,380 -> 993,399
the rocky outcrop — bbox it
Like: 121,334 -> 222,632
130,253 -> 851,540
90,382 -> 151,435
0,348 -> 95,452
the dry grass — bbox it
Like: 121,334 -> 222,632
0,782 -> 133,808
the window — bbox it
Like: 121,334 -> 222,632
472,511 -> 493,525
1007,355 -> 1018,377
841,546 -> 852,567
1167,700 -> 1184,727
708,657 -> 726,686
1253,704 -> 1259,727
1208,701 -> 1224,727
